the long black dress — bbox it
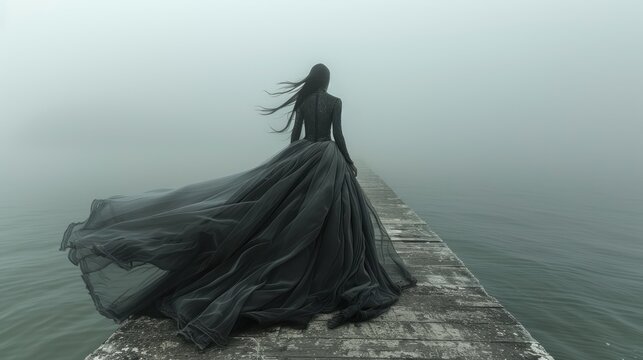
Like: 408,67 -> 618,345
60,88 -> 418,349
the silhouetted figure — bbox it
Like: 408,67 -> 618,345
60,63 -> 417,349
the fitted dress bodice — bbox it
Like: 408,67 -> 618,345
299,90 -> 335,142
291,89 -> 354,164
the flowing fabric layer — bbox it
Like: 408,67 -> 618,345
60,139 -> 417,349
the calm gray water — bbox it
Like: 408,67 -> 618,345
0,166 -> 641,360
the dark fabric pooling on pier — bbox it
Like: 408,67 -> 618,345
60,90 -> 417,349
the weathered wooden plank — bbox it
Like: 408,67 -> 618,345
312,306 -> 513,324
85,328 -> 271,360
384,223 -> 441,242
279,322 -> 534,342
396,291 -> 502,309
257,337 -> 553,359
375,210 -> 428,226
405,265 -> 482,287
391,242 -> 465,266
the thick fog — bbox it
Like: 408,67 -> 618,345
1,0 -> 641,205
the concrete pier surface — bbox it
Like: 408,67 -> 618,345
84,161 -> 555,360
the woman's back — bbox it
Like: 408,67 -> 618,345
294,89 -> 353,165
298,89 -> 338,141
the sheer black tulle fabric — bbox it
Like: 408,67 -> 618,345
60,138 -> 417,349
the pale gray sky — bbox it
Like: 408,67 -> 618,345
1,0 -> 641,204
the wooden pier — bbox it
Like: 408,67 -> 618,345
85,161 -> 555,359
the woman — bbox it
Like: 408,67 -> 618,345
60,63 -> 418,349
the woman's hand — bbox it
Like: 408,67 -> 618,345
349,163 -> 358,177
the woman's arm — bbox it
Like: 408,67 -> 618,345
290,109 -> 304,143
332,98 -> 355,165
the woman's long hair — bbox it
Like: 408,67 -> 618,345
258,63 -> 330,133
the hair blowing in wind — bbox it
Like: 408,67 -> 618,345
257,63 -> 331,133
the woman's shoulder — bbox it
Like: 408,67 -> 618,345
302,90 -> 340,105
324,91 -> 341,103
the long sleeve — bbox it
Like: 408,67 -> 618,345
331,98 -> 354,164
290,109 -> 303,143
